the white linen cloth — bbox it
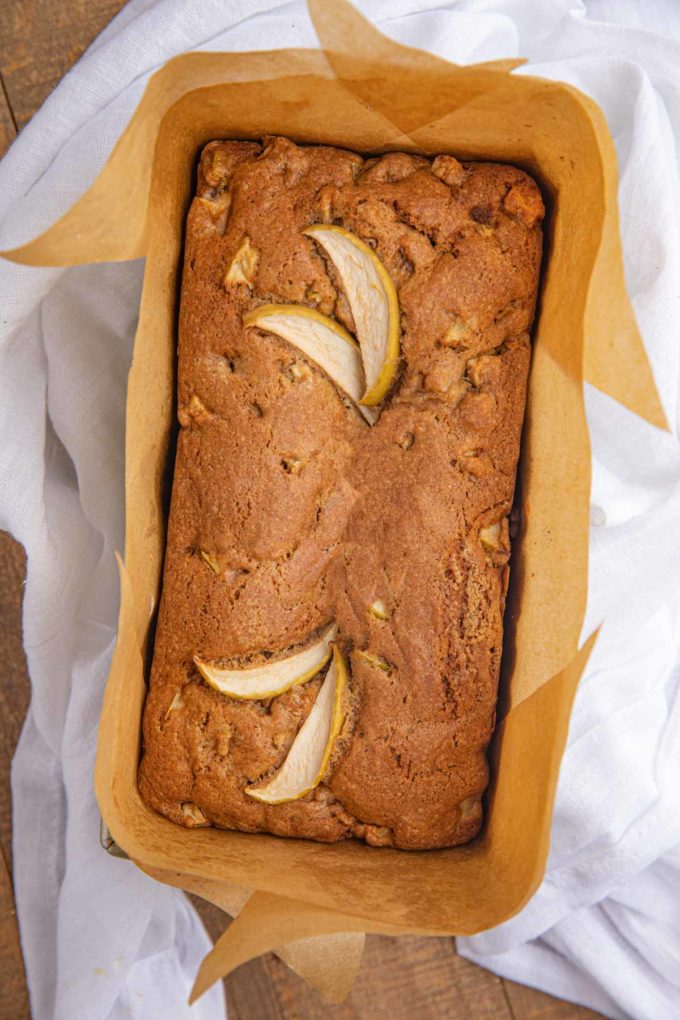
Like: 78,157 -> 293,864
0,1 -> 679,1018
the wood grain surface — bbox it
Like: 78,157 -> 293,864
0,3 -> 603,1018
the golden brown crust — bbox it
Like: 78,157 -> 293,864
138,136 -> 543,849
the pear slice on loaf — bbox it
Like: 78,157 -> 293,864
303,224 -> 400,405
246,643 -> 347,804
243,304 -> 376,423
194,624 -> 336,700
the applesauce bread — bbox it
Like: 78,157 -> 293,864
138,137 -> 544,850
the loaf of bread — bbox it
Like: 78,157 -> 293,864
138,137 -> 543,850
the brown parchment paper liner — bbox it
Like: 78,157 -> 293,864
3,0 -> 667,1003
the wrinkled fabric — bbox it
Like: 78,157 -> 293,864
0,2 -> 678,1018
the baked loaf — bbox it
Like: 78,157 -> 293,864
138,137 -> 543,850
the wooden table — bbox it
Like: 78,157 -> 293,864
0,4 -> 602,1018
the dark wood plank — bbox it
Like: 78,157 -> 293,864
0,0 -> 127,129
0,850 -> 29,1020
504,977 -> 603,1020
0,75 -> 17,156
0,846 -> 30,1020
0,535 -> 30,872
226,956 -> 285,1020
0,534 -> 31,1013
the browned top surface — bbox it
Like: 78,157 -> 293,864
139,137 -> 543,849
